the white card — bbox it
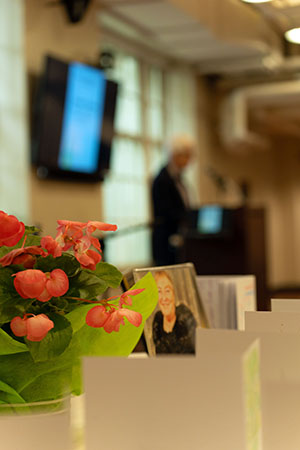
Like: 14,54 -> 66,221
196,275 -> 256,330
271,298 -> 300,313
83,329 -> 260,450
196,329 -> 262,450
245,311 -> 300,449
245,310 -> 300,334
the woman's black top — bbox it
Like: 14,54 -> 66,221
152,304 -> 196,354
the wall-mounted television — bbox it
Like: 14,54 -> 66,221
31,55 -> 118,182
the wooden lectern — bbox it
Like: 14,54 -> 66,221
180,207 -> 268,310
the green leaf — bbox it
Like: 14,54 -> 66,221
50,297 -> 69,312
0,342 -> 78,399
0,329 -> 27,355
0,246 -> 10,258
0,267 -> 16,297
0,268 -> 30,324
0,380 -> 27,405
19,365 -> 73,403
0,235 -> 41,259
71,358 -> 82,395
69,272 -> 158,357
86,262 -> 122,288
68,270 -> 107,299
23,234 -> 41,246
24,225 -> 40,235
65,304 -> 94,334
0,352 -> 38,395
66,262 -> 122,300
0,302 -> 31,326
34,254 -> 80,277
26,313 -> 73,362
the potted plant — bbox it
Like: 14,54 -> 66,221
0,210 -> 157,448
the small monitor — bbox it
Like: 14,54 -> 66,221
197,205 -> 223,234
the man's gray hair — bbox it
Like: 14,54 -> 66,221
167,134 -> 196,157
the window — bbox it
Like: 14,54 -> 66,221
103,48 -> 198,269
0,0 -> 29,221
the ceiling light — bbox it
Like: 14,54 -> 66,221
241,0 -> 272,3
285,27 -> 300,44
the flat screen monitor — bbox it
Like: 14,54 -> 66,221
197,205 -> 223,234
187,205 -> 234,238
31,55 -> 118,182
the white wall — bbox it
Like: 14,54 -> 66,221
25,0 -> 103,235
0,0 -> 29,222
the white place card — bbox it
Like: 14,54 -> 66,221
196,329 -> 262,450
245,310 -> 300,334
83,329 -> 261,450
271,298 -> 300,313
245,311 -> 300,449
196,275 -> 256,330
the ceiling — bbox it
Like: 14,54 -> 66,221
97,0 -> 300,145
97,0 -> 297,73
255,0 -> 300,31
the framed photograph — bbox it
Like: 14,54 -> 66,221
133,263 -> 208,356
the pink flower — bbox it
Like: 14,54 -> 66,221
86,221 -> 117,233
10,314 -> 54,341
119,289 -> 145,307
55,220 -> 85,251
85,305 -> 110,328
86,305 -> 142,333
0,246 -> 47,268
0,211 -> 25,247
11,254 -> 36,269
14,269 -> 47,299
86,288 -> 144,332
103,309 -> 142,333
41,236 -> 63,258
46,219 -> 118,269
38,269 -> 70,302
56,219 -> 117,254
57,220 -> 86,230
13,268 -> 69,301
86,221 -> 117,251
75,248 -> 101,270
73,236 -> 102,270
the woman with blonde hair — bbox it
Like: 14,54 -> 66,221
152,270 -> 196,354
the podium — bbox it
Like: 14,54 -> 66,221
180,207 -> 268,310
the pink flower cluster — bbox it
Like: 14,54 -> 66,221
0,211 -> 143,342
42,219 -> 117,270
10,314 -> 54,342
86,289 -> 143,333
13,269 -> 69,302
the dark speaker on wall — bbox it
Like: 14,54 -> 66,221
62,0 -> 91,23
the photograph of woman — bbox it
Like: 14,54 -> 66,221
152,270 -> 196,354
133,263 -> 207,356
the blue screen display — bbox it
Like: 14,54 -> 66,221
58,63 -> 107,174
197,205 -> 223,234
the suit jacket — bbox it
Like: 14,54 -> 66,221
151,166 -> 188,265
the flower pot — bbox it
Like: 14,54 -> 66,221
0,396 -> 72,450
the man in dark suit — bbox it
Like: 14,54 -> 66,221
151,135 -> 195,266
